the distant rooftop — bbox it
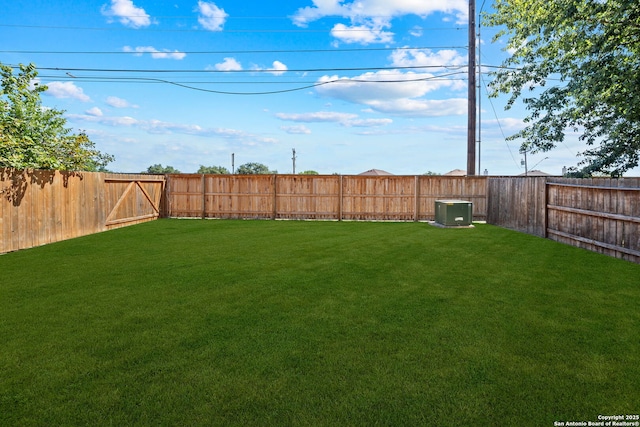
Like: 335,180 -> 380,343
358,169 -> 394,176
443,169 -> 467,176
517,170 -> 551,176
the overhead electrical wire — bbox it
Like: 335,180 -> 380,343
26,64 -> 470,95
0,13 -> 447,20
12,63 -> 520,76
23,64 -> 468,74
35,71 -> 468,96
0,23 -> 465,33
1,15 -> 474,95
37,75 -> 468,84
481,73 -> 520,168
477,45 -> 520,169
0,46 -> 468,55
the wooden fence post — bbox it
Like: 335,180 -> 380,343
414,175 -> 419,222
201,174 -> 206,219
543,178 -> 549,239
272,174 -> 277,220
339,175 -> 343,221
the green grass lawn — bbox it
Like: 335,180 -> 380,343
1,219 -> 638,426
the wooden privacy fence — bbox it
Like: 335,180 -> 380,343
546,178 -> 640,263
487,177 -> 548,237
3,169 -> 639,263
487,177 -> 640,263
166,174 -> 488,222
1,169 -> 165,253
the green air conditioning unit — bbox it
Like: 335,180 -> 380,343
434,200 -> 473,226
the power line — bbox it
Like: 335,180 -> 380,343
480,73 -> 520,168
37,75 -> 467,84
38,71 -> 467,95
0,23 -> 466,33
2,13 -> 443,20
24,64 -> 469,74
0,46 -> 468,55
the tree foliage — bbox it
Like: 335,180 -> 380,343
235,162 -> 276,175
298,170 -> 319,175
197,165 -> 230,174
485,0 -> 640,176
144,164 -> 180,174
0,63 -> 114,171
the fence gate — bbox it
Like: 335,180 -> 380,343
104,176 -> 165,228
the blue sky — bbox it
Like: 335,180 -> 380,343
3,0 -> 634,175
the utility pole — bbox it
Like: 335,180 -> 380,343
477,12 -> 482,175
520,149 -> 528,176
292,148 -> 297,174
231,153 -> 235,174
467,0 -> 477,176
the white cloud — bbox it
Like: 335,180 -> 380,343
106,96 -> 138,108
276,111 -> 392,128
66,113 -> 276,145
390,48 -> 466,69
346,118 -> 393,127
145,119 -> 205,135
388,48 -> 467,91
292,0 -> 468,32
101,0 -> 151,28
45,81 -> 91,102
331,22 -> 394,45
196,1 -> 228,31
212,57 -> 243,71
86,107 -> 103,117
318,71 -> 452,101
104,116 -> 139,127
270,61 -> 288,76
208,58 -> 289,76
366,98 -> 467,117
410,26 -> 423,37
212,58 -> 289,76
292,0 -> 345,26
355,123 -> 465,136
249,61 -> 289,75
315,70 -> 467,117
123,46 -> 186,60
276,112 -> 358,123
281,125 -> 312,135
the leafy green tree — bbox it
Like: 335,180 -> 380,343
423,171 -> 440,176
298,170 -> 319,175
144,164 -> 180,174
197,165 -> 230,174
485,0 -> 640,176
235,162 -> 276,174
0,62 -> 113,170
